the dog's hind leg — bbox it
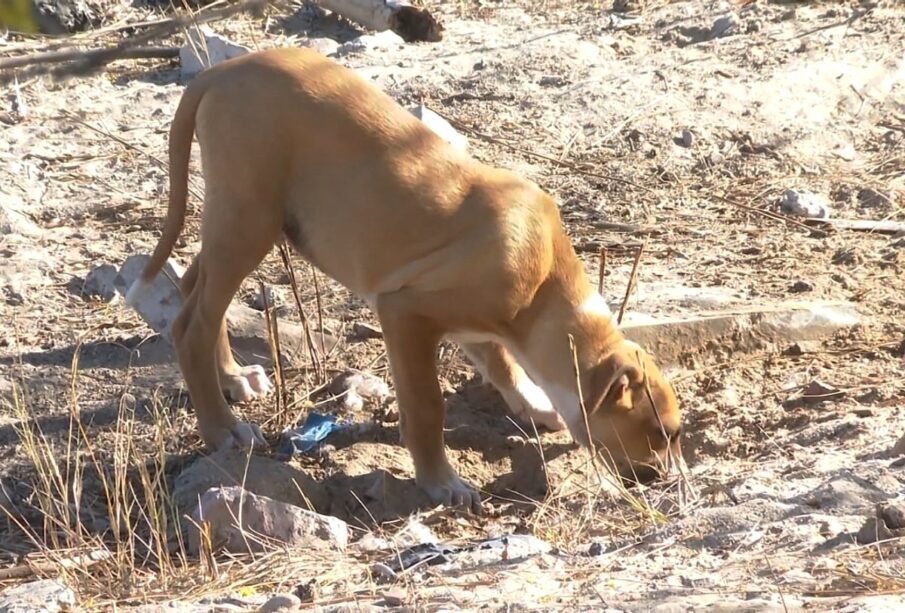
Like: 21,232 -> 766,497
172,195 -> 280,450
460,341 -> 566,432
180,258 -> 273,404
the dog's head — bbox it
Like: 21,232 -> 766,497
577,341 -> 682,484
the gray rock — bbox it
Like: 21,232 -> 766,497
710,14 -> 740,39
856,516 -> 895,545
799,473 -> 890,514
180,26 -> 250,79
789,280 -> 814,293
3,284 -> 25,306
190,485 -> 348,554
83,263 -> 120,302
409,105 -> 469,152
781,189 -> 831,219
258,593 -> 302,612
173,449 -> 328,513
880,501 -> 905,530
0,579 -> 76,613
299,37 -> 341,57
339,31 -> 404,55
380,587 -> 406,607
857,188 -> 896,209
678,128 -> 695,148
351,322 -> 383,340
892,433 -> 905,456
622,301 -> 859,368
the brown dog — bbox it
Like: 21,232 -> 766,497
128,48 -> 682,511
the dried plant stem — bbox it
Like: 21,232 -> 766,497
278,242 -> 325,383
617,243 -> 645,325
597,246 -> 607,295
260,280 -> 287,425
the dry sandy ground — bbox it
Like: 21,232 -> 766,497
1,0 -> 904,610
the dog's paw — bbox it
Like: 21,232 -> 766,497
417,472 -> 483,514
501,378 -> 567,432
222,365 -> 273,402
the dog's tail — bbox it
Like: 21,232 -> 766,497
125,77 -> 209,307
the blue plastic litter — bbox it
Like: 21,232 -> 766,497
279,412 -> 346,455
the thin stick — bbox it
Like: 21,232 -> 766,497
310,263 -> 327,359
278,242 -> 325,382
617,243 -> 645,325
567,334 -> 603,485
597,246 -> 607,295
260,281 -> 286,424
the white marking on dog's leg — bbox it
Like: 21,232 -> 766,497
579,291 -> 612,317
500,373 -> 566,431
535,381 -> 587,443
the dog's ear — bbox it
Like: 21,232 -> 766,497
586,353 -> 644,414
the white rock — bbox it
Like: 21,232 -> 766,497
780,189 -> 831,219
190,486 -> 348,554
118,254 -> 185,343
338,30 -> 404,54
83,263 -> 120,303
0,579 -> 76,613
252,284 -> 285,311
409,105 -> 469,152
358,517 -> 437,552
180,26 -> 251,79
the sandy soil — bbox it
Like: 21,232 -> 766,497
1,0 -> 904,610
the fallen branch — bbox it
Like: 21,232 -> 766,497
0,0 -> 277,84
0,45 -> 179,71
316,0 -> 443,42
803,218 -> 905,236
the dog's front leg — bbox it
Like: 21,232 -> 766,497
460,341 -> 566,432
378,295 -> 482,513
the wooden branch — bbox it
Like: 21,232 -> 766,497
317,0 -> 443,42
0,0 -> 274,84
0,45 -> 179,71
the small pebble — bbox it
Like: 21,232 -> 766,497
789,280 -> 814,293
381,587 -> 406,607
258,593 -> 301,612
351,322 -> 383,340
